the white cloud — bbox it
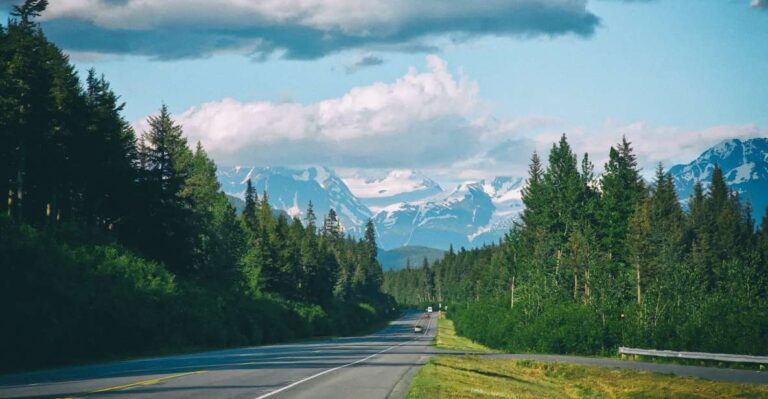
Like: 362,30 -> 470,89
136,55 -> 481,167
135,55 -> 766,187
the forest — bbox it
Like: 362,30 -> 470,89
0,1 -> 393,372
384,135 -> 768,356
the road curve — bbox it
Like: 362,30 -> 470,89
0,311 -> 437,399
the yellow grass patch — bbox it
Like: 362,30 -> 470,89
436,313 -> 494,353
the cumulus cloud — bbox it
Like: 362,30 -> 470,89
37,0 -> 599,60
136,56 -> 481,167
752,0 -> 767,9
134,55 -> 766,184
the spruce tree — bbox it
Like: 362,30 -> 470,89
599,137 -> 644,260
243,178 -> 259,232
521,150 -> 545,230
305,200 -> 317,233
136,105 -> 196,273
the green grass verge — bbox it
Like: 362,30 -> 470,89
407,356 -> 768,398
435,313 -> 494,353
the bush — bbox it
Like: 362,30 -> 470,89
0,219 -> 396,372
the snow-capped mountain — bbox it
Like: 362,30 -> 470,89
216,165 -> 524,250
218,166 -> 372,235
372,177 -> 524,249
214,137 -> 768,250
669,137 -> 768,222
343,169 -> 443,210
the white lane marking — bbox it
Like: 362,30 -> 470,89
423,315 -> 434,336
254,315 -> 426,399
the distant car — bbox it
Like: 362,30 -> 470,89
423,313 -> 430,319
414,325 -> 423,333
427,306 -> 433,313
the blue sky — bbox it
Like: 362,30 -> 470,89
8,0 -> 768,184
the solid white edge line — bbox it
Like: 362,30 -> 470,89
254,315 -> 429,399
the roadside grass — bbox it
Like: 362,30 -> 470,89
406,356 -> 768,398
435,313 -> 494,353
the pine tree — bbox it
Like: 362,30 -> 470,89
322,208 -> 342,238
364,219 -> 378,262
628,164 -> 684,304
11,0 -> 48,24
599,136 -> 644,260
243,178 -> 259,232
758,207 -> 768,294
136,105 -> 196,273
305,200 -> 317,233
521,150 -> 545,230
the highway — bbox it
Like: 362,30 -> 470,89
0,311 -> 437,399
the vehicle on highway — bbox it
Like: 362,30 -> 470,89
427,306 -> 433,313
423,313 -> 430,319
414,325 -> 423,333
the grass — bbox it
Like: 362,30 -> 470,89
435,313 -> 494,353
406,356 -> 768,398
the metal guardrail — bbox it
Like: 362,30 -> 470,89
618,347 -> 768,364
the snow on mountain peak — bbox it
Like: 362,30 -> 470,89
670,137 -> 768,222
344,169 -> 443,209
218,165 -> 370,234
345,169 -> 441,198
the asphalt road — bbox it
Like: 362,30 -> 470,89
0,311 -> 437,399
3,312 -> 767,399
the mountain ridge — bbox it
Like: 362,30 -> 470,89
215,137 -> 768,250
669,137 -> 768,222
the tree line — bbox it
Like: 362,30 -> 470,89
384,135 -> 768,356
0,0 -> 392,372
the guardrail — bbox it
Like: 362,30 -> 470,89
618,347 -> 768,364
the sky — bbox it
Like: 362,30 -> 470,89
6,0 -> 768,186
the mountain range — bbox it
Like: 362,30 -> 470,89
218,137 -> 768,252
669,137 -> 768,222
218,166 -> 524,250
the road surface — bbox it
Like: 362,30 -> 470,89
3,311 -> 767,398
0,311 -> 437,399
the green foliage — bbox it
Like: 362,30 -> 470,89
385,135 -> 768,357
0,9 -> 396,372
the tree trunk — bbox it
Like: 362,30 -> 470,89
635,258 -> 642,304
16,144 -> 25,221
584,268 -> 590,304
6,187 -> 12,217
510,276 -> 515,309
573,270 -> 578,301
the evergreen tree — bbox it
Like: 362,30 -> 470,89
243,178 -> 259,232
322,208 -> 342,238
136,105 -> 196,273
521,150 -> 545,230
599,136 -> 644,260
305,200 -> 317,232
